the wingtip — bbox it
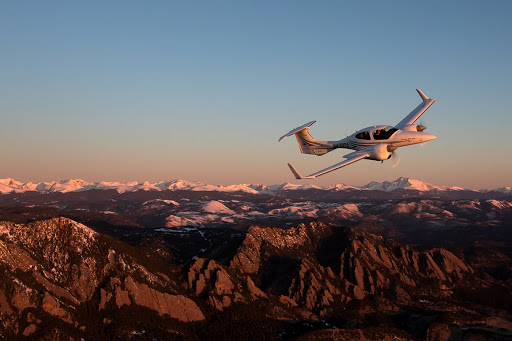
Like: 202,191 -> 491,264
416,89 -> 429,101
287,163 -> 303,179
287,163 -> 315,180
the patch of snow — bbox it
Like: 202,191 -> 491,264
44,179 -> 90,193
325,203 -> 362,219
220,184 -> 259,194
179,213 -> 219,225
494,186 -> 512,194
165,215 -> 200,228
0,184 -> 15,194
142,199 -> 179,207
390,202 -> 417,214
454,200 -> 481,211
0,177 -> 509,196
487,200 -> 512,210
268,206 -> 303,215
265,182 -> 323,193
362,177 -> 441,192
247,211 -> 265,216
202,201 -> 234,214
268,204 -> 319,217
415,212 -> 439,220
325,184 -> 360,191
296,209 -> 320,218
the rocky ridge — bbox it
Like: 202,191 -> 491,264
0,217 -> 205,338
229,223 -> 475,312
0,217 -> 510,339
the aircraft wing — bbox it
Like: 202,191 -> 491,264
395,89 -> 435,129
287,151 -> 370,179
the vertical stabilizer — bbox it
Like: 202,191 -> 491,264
278,121 -> 333,156
294,130 -> 332,155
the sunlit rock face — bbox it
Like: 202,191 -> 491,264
0,217 -> 206,338
229,222 -> 474,314
0,216 -> 510,340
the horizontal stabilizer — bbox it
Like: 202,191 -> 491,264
278,121 -> 316,142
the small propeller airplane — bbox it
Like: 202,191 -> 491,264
278,89 -> 436,179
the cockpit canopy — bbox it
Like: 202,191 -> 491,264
355,125 -> 398,140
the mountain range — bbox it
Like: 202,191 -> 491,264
0,176 -> 511,339
1,177 -> 510,195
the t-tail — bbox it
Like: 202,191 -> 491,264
278,121 -> 334,156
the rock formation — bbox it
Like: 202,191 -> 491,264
0,217 -> 510,340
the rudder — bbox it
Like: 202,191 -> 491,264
278,121 -> 334,156
294,129 -> 332,155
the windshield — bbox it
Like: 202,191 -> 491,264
355,131 -> 371,140
373,126 -> 398,140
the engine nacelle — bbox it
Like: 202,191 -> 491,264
368,144 -> 393,161
402,124 -> 427,132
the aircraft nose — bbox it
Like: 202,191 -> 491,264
423,133 -> 437,141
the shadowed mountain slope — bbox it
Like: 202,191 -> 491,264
1,218 -> 511,339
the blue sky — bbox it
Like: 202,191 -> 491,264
1,1 -> 511,189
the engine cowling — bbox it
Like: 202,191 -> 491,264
368,144 -> 395,161
402,124 -> 427,132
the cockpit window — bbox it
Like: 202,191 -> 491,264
373,126 -> 398,140
355,131 -> 371,140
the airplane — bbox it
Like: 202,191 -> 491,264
278,89 -> 436,179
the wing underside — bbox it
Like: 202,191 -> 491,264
288,151 -> 369,179
395,89 -> 435,129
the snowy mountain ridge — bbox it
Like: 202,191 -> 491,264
0,177 -> 508,195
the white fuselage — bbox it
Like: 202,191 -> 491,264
327,125 -> 436,160
278,89 -> 438,179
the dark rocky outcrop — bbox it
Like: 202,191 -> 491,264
0,217 -> 511,340
229,222 -> 477,316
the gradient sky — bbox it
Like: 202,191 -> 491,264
1,1 -> 511,189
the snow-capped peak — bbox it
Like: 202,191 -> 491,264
202,200 -> 234,214
362,177 -> 441,192
0,177 -> 508,195
495,186 -> 512,194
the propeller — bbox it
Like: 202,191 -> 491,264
391,151 -> 400,168
417,119 -> 427,146
386,145 -> 400,168
417,119 -> 427,132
